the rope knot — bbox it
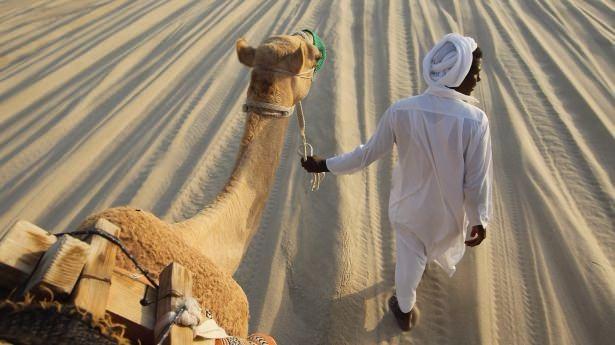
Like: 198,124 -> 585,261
175,297 -> 205,329
155,297 -> 228,344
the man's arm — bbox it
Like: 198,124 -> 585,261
308,106 -> 396,175
302,106 -> 397,174
463,118 -> 493,247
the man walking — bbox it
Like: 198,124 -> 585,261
301,33 -> 493,332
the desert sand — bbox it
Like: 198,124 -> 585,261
0,1 -> 613,344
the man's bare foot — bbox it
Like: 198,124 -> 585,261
388,294 -> 420,332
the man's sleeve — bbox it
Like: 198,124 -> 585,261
463,118 -> 493,227
326,106 -> 396,175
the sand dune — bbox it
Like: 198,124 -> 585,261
1,1 -> 613,344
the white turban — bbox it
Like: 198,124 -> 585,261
422,33 -> 479,103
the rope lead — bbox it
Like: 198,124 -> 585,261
296,101 -> 325,191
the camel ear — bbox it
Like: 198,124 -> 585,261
288,43 -> 305,74
236,38 -> 255,67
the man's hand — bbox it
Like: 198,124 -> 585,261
301,155 -> 329,173
465,225 -> 486,247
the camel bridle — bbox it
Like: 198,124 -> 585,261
241,64 -> 314,117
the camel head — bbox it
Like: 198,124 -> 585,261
236,33 -> 323,107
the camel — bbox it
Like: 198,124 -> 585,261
76,32 -> 323,338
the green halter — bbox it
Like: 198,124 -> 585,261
301,29 -> 327,72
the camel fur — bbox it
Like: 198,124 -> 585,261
76,33 -> 321,337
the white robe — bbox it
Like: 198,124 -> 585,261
326,90 -> 493,276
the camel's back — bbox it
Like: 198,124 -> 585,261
76,206 -> 249,337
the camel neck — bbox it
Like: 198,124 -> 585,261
173,110 -> 291,274
224,110 -> 291,201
